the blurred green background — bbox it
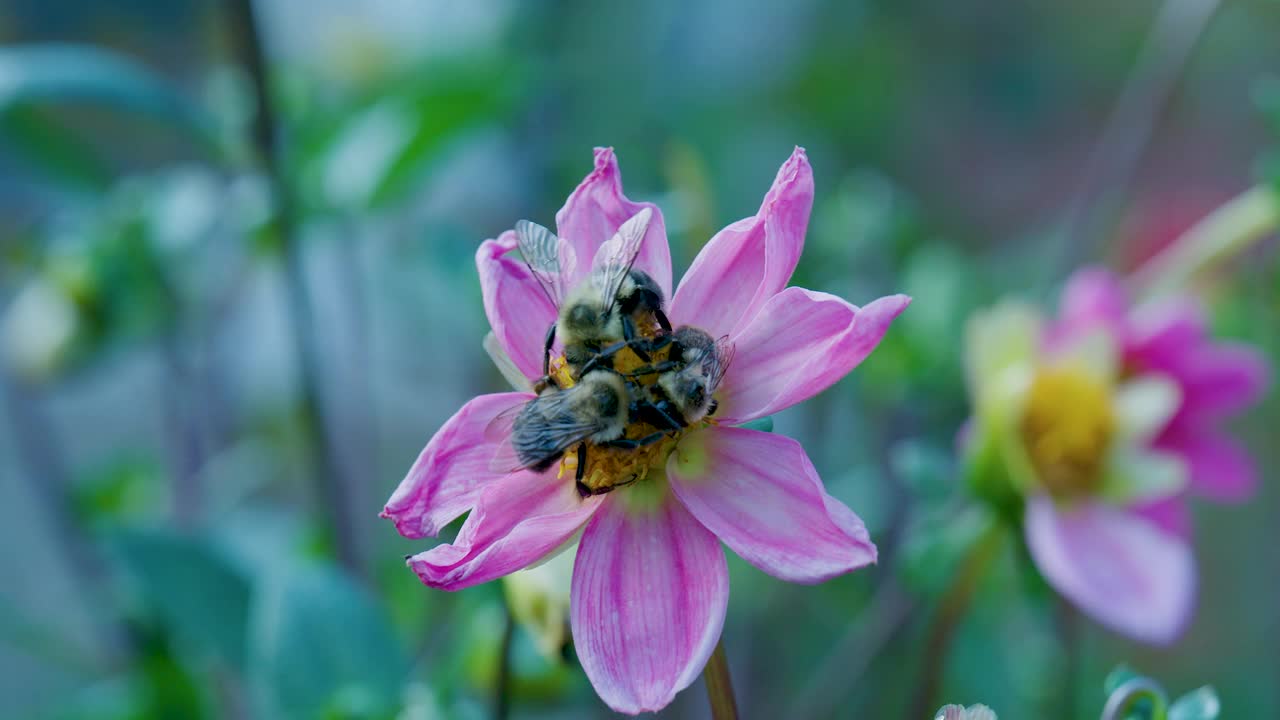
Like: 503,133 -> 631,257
1,1 -> 1277,718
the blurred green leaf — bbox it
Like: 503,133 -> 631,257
889,438 -> 954,503
0,106 -> 112,190
249,563 -> 408,720
0,44 -> 220,149
898,504 -> 999,596
111,527 -> 252,670
1168,687 -> 1220,720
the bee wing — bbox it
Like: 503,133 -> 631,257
708,335 -> 736,393
483,402 -> 525,473
484,390 -> 604,473
589,207 -> 652,312
515,219 -> 577,308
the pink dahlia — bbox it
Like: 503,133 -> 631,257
382,147 -> 910,713
1053,268 -> 1271,510
964,267 -> 1268,644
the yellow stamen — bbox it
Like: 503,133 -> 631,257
1019,365 -> 1114,499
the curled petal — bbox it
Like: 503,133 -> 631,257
477,232 -> 559,381
717,289 -> 910,423
667,426 -> 876,583
1157,426 -> 1259,503
1024,497 -> 1195,645
670,147 -> 813,338
382,393 -> 531,539
555,147 -> 672,296
1131,496 -> 1192,539
407,470 -> 602,591
571,485 -> 728,714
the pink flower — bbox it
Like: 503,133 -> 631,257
382,147 -> 910,714
965,268 -> 1268,645
1054,268 -> 1270,507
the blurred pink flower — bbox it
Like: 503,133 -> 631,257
966,268 -> 1268,644
382,147 -> 910,714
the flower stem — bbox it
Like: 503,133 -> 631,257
1131,184 -> 1280,299
703,638 -> 739,720
908,520 -> 1005,719
493,606 -> 515,720
224,0 -> 364,576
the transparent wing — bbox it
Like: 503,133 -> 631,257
708,335 -> 735,394
589,207 -> 652,312
485,390 -> 604,473
515,219 -> 576,308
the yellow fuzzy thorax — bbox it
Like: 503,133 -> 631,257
1019,365 -> 1115,499
552,343 -> 703,494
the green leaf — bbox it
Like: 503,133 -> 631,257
249,563 -> 408,720
0,44 -> 222,169
737,416 -> 774,433
110,527 -> 253,671
1168,687 -> 1220,720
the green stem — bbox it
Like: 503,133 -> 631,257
493,606 -> 514,720
224,0 -> 363,576
1131,184 -> 1280,299
703,638 -> 739,720
908,520 -> 1006,720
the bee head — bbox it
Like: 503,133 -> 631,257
659,370 -> 711,422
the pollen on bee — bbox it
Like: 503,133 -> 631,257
550,341 -> 708,495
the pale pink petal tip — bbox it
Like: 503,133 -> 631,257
381,392 -> 530,539
555,147 -> 672,296
476,232 -> 558,382
1024,497 -> 1195,645
407,470 -> 602,591
669,427 -> 876,583
669,148 -> 816,338
571,491 -> 728,714
719,290 -> 910,423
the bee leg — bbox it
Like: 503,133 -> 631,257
599,431 -> 667,450
621,316 -> 651,362
638,401 -> 685,432
654,308 -> 673,333
624,360 -> 680,378
574,444 -> 591,498
542,324 -> 557,377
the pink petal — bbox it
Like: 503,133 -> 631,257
667,426 -> 876,583
407,470 -> 602,590
1058,267 -> 1129,336
669,147 -> 813,338
717,289 -> 910,423
1024,497 -> 1196,645
382,393 -> 531,539
570,486 -> 728,714
554,147 -> 672,297
477,232 -> 559,381
1127,298 -> 1206,364
1130,496 -> 1192,539
1172,344 -> 1270,419
1157,426 -> 1259,503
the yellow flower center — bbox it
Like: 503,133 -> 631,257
1019,366 -> 1114,499
552,344 -> 709,495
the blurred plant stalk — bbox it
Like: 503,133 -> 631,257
224,0 -> 364,575
703,638 -> 739,720
1130,184 -> 1280,299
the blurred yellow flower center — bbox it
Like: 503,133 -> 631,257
1019,366 -> 1114,498
551,345 -> 700,495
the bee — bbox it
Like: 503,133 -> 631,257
515,208 -> 672,382
490,369 -> 668,495
629,326 -> 734,428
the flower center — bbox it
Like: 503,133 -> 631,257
1019,365 -> 1114,499
551,345 -> 708,495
